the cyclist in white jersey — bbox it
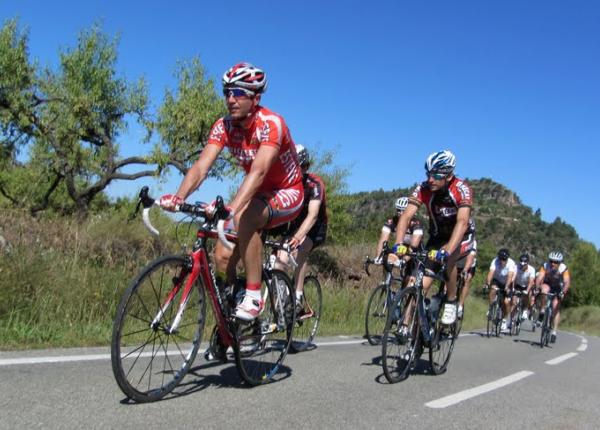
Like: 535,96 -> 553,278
484,248 -> 517,332
512,254 -> 536,319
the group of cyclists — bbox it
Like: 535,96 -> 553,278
158,61 -> 571,358
485,247 -> 571,342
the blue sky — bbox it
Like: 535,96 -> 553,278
2,1 -> 599,248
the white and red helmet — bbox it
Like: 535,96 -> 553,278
222,62 -> 267,94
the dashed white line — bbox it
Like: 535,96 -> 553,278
545,352 -> 578,365
425,371 -> 534,409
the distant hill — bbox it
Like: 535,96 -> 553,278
334,177 -> 579,268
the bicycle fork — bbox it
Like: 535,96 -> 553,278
151,254 -> 201,335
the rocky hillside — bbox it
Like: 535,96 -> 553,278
336,177 -> 579,267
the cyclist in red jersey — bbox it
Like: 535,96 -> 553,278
393,150 -> 475,325
159,62 -> 304,321
274,145 -> 327,312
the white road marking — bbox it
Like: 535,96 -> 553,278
545,352 -> 578,365
425,371 -> 534,409
0,350 -> 184,367
577,338 -> 588,352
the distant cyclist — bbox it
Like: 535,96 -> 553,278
513,253 -> 536,320
393,150 -> 475,325
484,248 -> 516,332
536,251 -> 571,343
374,197 -> 424,265
274,144 -> 327,313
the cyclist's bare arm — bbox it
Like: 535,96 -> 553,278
376,228 -> 392,256
293,199 -> 321,242
175,144 -> 223,199
527,274 -> 535,293
409,230 -> 423,249
485,270 -> 494,286
535,270 -> 545,287
394,202 -> 418,246
442,206 -> 470,254
563,271 -> 571,293
229,145 -> 279,213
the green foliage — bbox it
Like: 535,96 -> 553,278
0,18 -> 225,217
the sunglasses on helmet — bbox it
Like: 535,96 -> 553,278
223,87 -> 254,98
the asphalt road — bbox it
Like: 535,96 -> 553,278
1,323 -> 598,429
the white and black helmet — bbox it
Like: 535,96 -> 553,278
395,197 -> 409,212
295,144 -> 310,168
425,150 -> 456,175
222,62 -> 267,94
548,251 -> 564,263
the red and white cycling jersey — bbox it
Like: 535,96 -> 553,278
409,176 -> 475,241
207,106 -> 302,191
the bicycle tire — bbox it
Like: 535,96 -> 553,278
429,301 -> 458,375
235,269 -> 295,385
111,255 -> 206,403
365,283 -> 392,345
540,310 -> 550,348
290,275 -> 322,353
530,303 -> 539,332
486,301 -> 497,338
494,303 -> 503,337
382,286 -> 420,383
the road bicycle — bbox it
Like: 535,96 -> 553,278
263,238 -> 322,353
381,251 -> 458,383
485,285 -> 506,338
111,187 -> 295,402
539,291 -> 559,348
363,243 -> 405,345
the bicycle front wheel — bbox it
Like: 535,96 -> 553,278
111,255 -> 206,403
486,302 -> 497,338
235,269 -> 295,385
429,302 -> 458,375
382,286 -> 420,383
365,283 -> 392,345
290,275 -> 322,352
540,310 -> 551,348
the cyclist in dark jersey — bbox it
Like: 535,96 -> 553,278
536,251 -> 571,343
393,150 -> 475,325
275,145 -> 327,310
375,197 -> 424,262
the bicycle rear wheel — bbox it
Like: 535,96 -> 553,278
494,304 -> 503,337
511,301 -> 521,336
429,303 -> 458,375
365,283 -> 392,345
235,270 -> 295,385
111,255 -> 206,402
290,275 -> 322,352
382,286 -> 420,383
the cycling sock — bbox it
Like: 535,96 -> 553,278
296,291 -> 303,301
245,282 -> 262,292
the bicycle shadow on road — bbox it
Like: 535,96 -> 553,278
118,359 -> 293,404
512,338 -> 548,349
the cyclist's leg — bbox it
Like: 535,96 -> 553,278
551,289 -> 561,339
234,198 -> 270,320
214,240 -> 240,285
293,237 -> 313,294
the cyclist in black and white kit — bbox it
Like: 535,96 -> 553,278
536,251 -> 571,343
512,254 -> 536,320
275,145 -> 327,312
374,197 -> 424,264
485,248 -> 517,332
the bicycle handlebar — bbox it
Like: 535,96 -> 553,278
137,186 -> 233,248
